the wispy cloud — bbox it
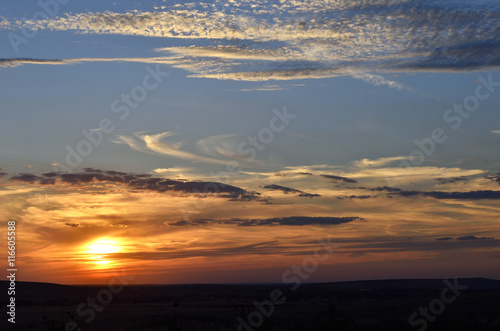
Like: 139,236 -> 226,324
262,184 -> 321,198
4,163 -> 500,283
240,84 -> 287,92
350,73 -> 412,91
395,189 -> 500,200
8,168 -> 263,201
0,58 -> 66,68
1,0 -> 499,82
352,156 -> 409,168
168,216 -> 358,227
111,132 -> 230,165
152,167 -> 193,179
0,56 -> 181,69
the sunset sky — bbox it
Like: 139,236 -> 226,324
1,0 -> 500,285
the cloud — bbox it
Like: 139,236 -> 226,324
487,173 -> 500,185
106,240 -> 311,260
10,173 -> 56,185
456,236 -> 495,241
263,184 -> 302,194
195,134 -> 245,159
126,241 -> 290,260
8,169 -> 263,201
435,236 -> 495,241
152,167 -> 192,179
339,236 -> 500,255
353,156 -> 409,168
240,84 -> 287,92
274,172 -> 313,177
342,163 -> 486,186
112,132 -> 232,165
263,184 -> 321,198
113,132 -> 271,167
298,192 -> 321,198
0,56 -> 181,70
492,130 -> 500,134
396,190 -> 500,200
350,73 -> 412,91
159,46 -> 306,62
370,186 -> 402,192
337,195 -> 372,200
0,58 -> 66,68
435,177 -> 469,185
167,216 -> 360,227
2,1 -> 499,81
320,174 -> 358,184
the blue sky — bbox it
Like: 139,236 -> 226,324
1,0 -> 500,284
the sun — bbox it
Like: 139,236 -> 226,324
87,238 -> 121,255
84,237 -> 123,268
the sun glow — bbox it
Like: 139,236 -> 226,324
84,237 -> 124,268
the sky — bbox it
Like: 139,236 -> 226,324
1,0 -> 500,285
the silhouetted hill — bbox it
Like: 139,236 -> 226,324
2,278 -> 500,330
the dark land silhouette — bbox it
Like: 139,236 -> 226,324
2,278 -> 500,330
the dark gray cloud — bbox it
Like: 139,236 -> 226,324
274,172 -> 313,177
263,184 -> 321,198
263,184 -> 302,194
358,185 -> 500,201
82,168 -> 104,173
435,177 -> 469,185
457,235 -> 494,241
298,192 -> 321,198
320,174 -> 358,184
168,216 -> 361,227
10,173 -> 41,183
435,236 -> 495,241
370,186 -> 402,192
487,173 -> 500,185
337,195 -> 372,200
9,169 -> 262,201
396,190 -> 500,200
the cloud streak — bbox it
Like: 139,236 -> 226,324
396,189 -> 500,200
9,169 -> 263,201
112,132 -> 233,165
263,184 -> 321,198
1,0 -> 499,81
168,216 -> 360,227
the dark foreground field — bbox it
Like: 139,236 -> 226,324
2,278 -> 500,331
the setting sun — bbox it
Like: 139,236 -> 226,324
86,238 -> 122,255
84,238 -> 124,268
2,0 -> 500,329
